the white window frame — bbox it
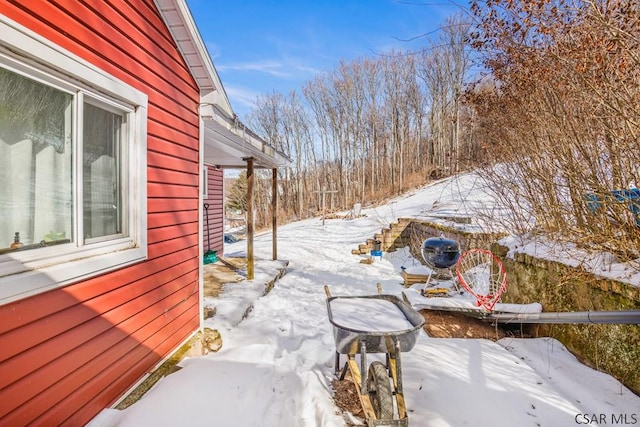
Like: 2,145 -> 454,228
0,16 -> 148,305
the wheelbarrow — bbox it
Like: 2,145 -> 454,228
325,284 -> 425,426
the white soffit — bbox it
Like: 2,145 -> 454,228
153,0 -> 233,116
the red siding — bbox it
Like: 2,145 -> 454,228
0,1 -> 202,425
204,166 -> 224,255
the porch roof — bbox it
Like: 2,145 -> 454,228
154,0 -> 290,169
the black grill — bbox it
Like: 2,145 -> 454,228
421,237 -> 460,269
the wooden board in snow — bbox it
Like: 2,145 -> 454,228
329,298 -> 415,332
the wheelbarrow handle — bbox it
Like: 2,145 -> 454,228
402,292 -> 411,306
324,285 -> 332,298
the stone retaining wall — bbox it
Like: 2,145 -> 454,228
401,219 -> 640,395
492,244 -> 640,395
402,218 -> 503,262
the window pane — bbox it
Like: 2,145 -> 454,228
83,101 -> 123,241
0,68 -> 73,253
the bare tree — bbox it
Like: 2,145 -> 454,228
244,15 -> 477,226
467,0 -> 640,259
418,14 -> 472,175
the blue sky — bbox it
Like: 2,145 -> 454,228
185,0 -> 466,119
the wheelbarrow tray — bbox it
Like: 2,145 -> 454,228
326,294 -> 425,355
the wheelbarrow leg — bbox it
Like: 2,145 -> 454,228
360,342 -> 368,395
338,353 -> 350,381
388,338 -> 408,420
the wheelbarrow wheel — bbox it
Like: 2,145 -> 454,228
367,361 -> 394,420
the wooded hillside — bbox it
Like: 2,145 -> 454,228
238,1 -> 640,261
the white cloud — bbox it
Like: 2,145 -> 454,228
204,41 -> 222,60
217,60 -> 291,78
217,57 -> 324,81
223,85 -> 259,117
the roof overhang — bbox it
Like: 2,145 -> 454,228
154,0 -> 290,169
201,104 -> 291,168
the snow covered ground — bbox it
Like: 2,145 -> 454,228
89,173 -> 640,427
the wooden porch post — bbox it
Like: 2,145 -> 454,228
272,168 -> 278,261
245,157 -> 254,280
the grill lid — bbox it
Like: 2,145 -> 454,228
421,237 -> 460,269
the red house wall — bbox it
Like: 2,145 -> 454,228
204,165 -> 224,255
0,1 -> 201,425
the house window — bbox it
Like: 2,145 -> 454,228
0,68 -> 74,252
0,69 -> 133,250
82,100 -> 126,243
203,166 -> 209,198
0,16 -> 148,304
